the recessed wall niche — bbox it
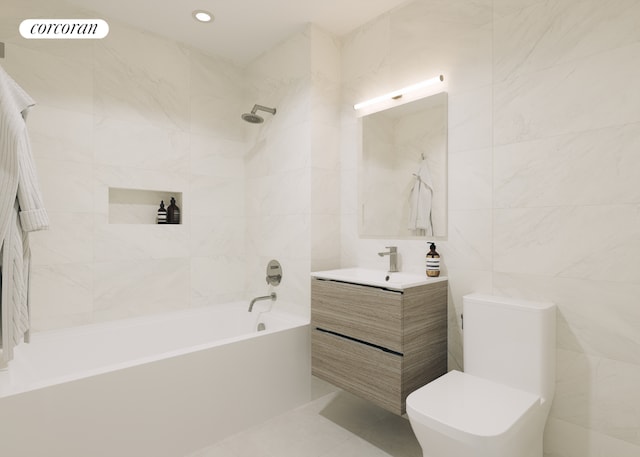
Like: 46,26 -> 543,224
108,188 -> 183,224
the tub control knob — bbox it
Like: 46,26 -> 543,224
265,260 -> 282,286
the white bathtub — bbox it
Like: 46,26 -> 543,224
0,303 -> 311,457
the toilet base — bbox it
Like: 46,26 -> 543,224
412,423 -> 544,457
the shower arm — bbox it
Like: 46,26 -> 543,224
251,104 -> 276,115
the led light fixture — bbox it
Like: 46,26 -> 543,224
192,10 -> 214,23
353,75 -> 444,110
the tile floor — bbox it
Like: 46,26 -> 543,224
185,377 -> 422,457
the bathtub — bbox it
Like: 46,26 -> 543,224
0,302 -> 311,457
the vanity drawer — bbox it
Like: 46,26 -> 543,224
312,329 -> 403,415
311,279 -> 403,353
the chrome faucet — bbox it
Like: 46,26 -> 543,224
378,246 -> 398,273
248,292 -> 276,312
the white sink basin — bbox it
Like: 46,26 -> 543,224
311,268 -> 447,291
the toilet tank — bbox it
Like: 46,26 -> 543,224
463,293 -> 556,403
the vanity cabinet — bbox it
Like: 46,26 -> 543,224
311,277 -> 447,415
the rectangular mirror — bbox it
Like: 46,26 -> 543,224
359,91 -> 448,239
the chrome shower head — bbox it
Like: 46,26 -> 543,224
241,112 -> 264,123
241,104 -> 276,124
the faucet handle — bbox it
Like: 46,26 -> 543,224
385,246 -> 397,253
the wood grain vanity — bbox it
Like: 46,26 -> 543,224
311,271 -> 447,415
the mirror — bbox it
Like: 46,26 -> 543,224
359,92 -> 447,239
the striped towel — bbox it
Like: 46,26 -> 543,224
0,64 -> 49,366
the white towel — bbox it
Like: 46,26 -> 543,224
407,159 -> 434,235
0,64 -> 49,367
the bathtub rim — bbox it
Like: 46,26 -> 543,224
0,302 -> 309,398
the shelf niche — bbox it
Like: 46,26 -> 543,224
108,188 -> 183,225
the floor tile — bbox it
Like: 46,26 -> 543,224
186,378 -> 421,457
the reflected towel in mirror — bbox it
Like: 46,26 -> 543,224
407,160 -> 434,235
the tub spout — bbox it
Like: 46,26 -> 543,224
248,292 -> 276,312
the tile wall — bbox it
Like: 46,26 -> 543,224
244,24 -> 341,317
1,1 -> 247,329
2,0 -> 639,455
2,4 -> 339,325
340,0 -> 640,456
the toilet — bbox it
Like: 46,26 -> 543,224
406,293 -> 556,457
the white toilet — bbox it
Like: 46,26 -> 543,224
406,293 -> 556,457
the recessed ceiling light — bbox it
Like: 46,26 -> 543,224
192,10 -> 214,23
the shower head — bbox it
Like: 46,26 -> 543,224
241,112 -> 264,123
241,104 -> 276,124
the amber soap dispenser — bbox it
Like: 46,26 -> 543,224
167,197 -> 180,224
426,242 -> 440,277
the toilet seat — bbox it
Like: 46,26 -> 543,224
406,370 -> 540,443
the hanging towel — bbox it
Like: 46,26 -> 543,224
407,159 -> 434,235
0,64 -> 49,367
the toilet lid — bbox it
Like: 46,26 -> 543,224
406,370 -> 540,439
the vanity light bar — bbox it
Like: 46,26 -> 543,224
353,75 -> 444,110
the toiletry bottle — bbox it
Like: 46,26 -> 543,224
426,242 -> 440,277
157,200 -> 167,224
167,197 -> 180,224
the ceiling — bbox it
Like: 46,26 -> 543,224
64,0 -> 411,65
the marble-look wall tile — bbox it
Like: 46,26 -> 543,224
189,175 -> 245,218
93,258 -> 191,321
5,4 -> 250,333
310,123 -> 340,171
190,87 -> 245,142
29,263 -> 93,331
339,111 -> 361,173
340,16 -> 392,100
190,257 -> 246,308
1,44 -> 94,115
448,86 -> 492,153
266,124 -> 312,174
248,28 -> 311,83
448,147 -> 492,210
310,25 -> 341,81
190,50 -> 244,102
493,0 -> 547,17
552,349 -> 640,446
94,22 -> 190,131
494,123 -> 640,208
311,169 -> 340,215
246,215 -> 311,261
94,224 -> 189,262
545,417 -> 640,457
494,273 -> 640,366
310,214 -> 341,265
37,159 -> 94,212
29,212 -> 93,266
190,215 -> 245,258
494,43 -> 640,145
28,105 -> 93,164
247,171 -> 310,218
94,116 -> 190,173
190,51 -> 245,140
190,133 -> 245,177
494,0 -> 640,82
340,169 -> 358,218
444,209 -> 492,270
493,205 -> 640,283
310,73 -> 340,129
389,0 -> 493,92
